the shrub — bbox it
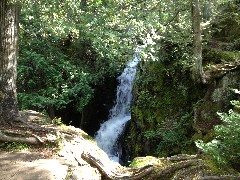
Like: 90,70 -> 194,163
196,90 -> 240,168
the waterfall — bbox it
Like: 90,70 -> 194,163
94,54 -> 140,162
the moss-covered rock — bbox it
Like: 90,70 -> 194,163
128,154 -> 240,179
122,59 -> 205,160
123,52 -> 240,164
194,69 -> 240,133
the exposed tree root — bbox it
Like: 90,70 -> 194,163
11,116 -> 48,132
81,151 -> 208,180
150,159 -> 204,179
0,131 -> 41,144
81,152 -> 155,180
0,110 -> 62,147
82,151 -> 233,180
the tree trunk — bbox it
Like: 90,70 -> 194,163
0,1 -> 20,123
192,0 -> 206,84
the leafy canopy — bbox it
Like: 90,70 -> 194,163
17,0 -> 231,113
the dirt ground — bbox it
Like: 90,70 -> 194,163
0,109 -> 102,180
0,150 -> 69,180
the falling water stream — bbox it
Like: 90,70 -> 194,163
94,54 -> 140,162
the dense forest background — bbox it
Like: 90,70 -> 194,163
17,0 -> 209,115
14,0 -> 240,174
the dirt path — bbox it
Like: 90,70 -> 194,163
0,150 -> 69,180
0,110 -> 101,180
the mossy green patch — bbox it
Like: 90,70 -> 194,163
203,156 -> 239,176
129,156 -> 165,168
82,134 -> 95,143
126,59 -> 205,158
203,48 -> 240,70
0,142 -> 31,151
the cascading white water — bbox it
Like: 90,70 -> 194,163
94,54 -> 140,162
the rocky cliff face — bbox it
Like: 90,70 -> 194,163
122,54 -> 240,164
56,75 -> 118,137
194,62 -> 240,134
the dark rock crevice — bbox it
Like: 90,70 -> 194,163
55,76 -> 118,137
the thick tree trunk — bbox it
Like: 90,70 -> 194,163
192,0 -> 206,84
0,1 -> 20,122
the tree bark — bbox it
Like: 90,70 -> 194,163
0,0 -> 20,123
192,0 -> 206,84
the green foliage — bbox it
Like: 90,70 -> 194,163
1,142 -> 31,151
203,48 -> 237,65
211,0 -> 240,41
17,49 -> 94,112
145,113 -> 193,157
129,56 -> 203,157
129,0 -> 240,158
15,0 -> 239,157
18,0 -> 155,113
17,1 -> 97,112
196,92 -> 240,168
202,47 -> 240,70
16,0 -> 232,114
52,117 -> 65,126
